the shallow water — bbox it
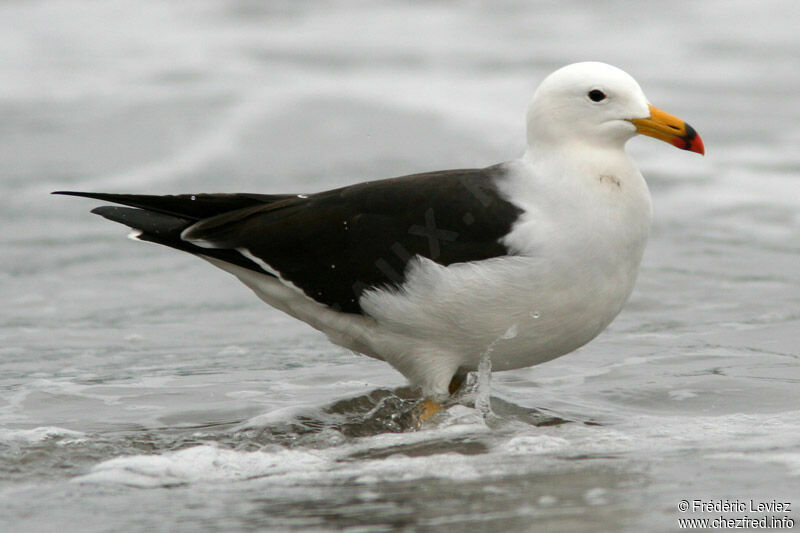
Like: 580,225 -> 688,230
2,1 -> 799,531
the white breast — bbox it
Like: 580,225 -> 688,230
360,154 -> 652,383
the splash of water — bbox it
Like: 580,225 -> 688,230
474,346 -> 493,416
474,323 -> 518,418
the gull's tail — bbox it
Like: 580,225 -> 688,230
52,191 -> 292,272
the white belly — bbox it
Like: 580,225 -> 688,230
360,248 -> 641,374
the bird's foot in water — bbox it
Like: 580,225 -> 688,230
394,398 -> 444,430
404,374 -> 468,429
416,398 -> 444,425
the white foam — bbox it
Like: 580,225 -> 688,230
561,410 -> 800,459
75,405 -> 497,488
225,390 -> 266,400
75,444 -> 327,487
501,435 -> 571,455
75,442 -> 484,488
0,426 -> 85,443
706,452 -> 800,476
667,389 -> 698,401
67,405 -> 800,490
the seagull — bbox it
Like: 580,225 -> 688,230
56,62 -> 703,418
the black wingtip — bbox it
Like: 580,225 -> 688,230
89,206 -> 120,218
89,205 -> 191,234
52,190 -> 115,201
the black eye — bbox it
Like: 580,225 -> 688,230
588,89 -> 606,102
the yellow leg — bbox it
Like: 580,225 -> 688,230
411,373 -> 464,427
417,398 -> 444,424
413,374 -> 465,426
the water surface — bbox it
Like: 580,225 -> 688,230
1,1 -> 799,531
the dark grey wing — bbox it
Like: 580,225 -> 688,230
55,164 -> 521,314
181,164 -> 522,313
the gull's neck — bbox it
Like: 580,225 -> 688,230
522,139 -> 636,184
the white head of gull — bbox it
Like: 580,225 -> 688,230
526,62 -> 702,155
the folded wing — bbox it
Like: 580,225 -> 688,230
55,165 -> 521,314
